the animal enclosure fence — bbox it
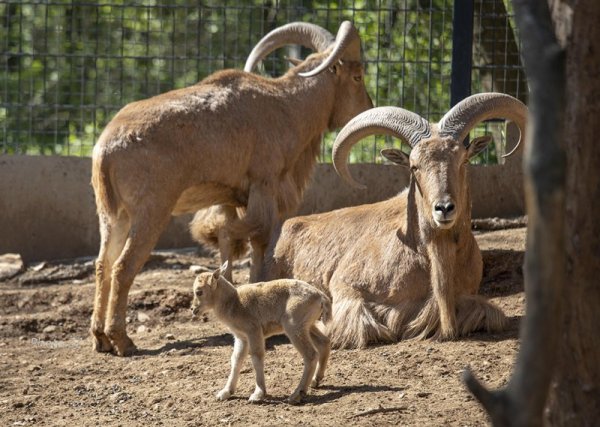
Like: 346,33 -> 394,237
1,0 -> 524,163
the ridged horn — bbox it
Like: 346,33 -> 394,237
299,20 -> 361,78
439,93 -> 528,157
244,22 -> 335,72
332,107 -> 432,189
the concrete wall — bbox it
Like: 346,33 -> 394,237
0,127 -> 523,262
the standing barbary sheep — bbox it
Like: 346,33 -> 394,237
189,22 -> 364,281
191,262 -> 332,404
266,93 -> 527,349
90,21 -> 372,356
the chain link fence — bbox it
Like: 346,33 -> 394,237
1,0 -> 524,163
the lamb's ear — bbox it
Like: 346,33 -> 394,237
381,148 -> 410,168
219,261 -> 229,277
467,135 -> 493,158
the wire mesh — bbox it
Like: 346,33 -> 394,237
1,0 -> 524,163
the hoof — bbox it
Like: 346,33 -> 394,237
107,331 -> 137,357
91,332 -> 113,353
248,390 -> 265,403
311,376 -> 323,388
216,389 -> 232,401
288,390 -> 306,405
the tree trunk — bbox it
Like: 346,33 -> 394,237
546,0 -> 600,423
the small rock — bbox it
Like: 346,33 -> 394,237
0,253 -> 24,280
416,392 -> 431,398
137,325 -> 147,334
31,262 -> 47,272
165,333 -> 175,340
28,365 -> 41,372
137,312 -> 150,323
43,325 -> 57,333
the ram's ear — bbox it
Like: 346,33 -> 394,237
467,135 -> 493,158
381,148 -> 410,168
284,56 -> 303,67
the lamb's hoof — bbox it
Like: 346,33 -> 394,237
311,377 -> 322,388
91,330 -> 113,353
248,390 -> 265,403
108,333 -> 137,357
288,390 -> 306,405
216,389 -> 232,401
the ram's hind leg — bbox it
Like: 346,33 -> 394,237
91,212 -> 129,352
105,206 -> 172,356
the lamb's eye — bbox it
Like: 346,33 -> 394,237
195,289 -> 203,297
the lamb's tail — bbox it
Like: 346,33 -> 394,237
320,293 -> 332,324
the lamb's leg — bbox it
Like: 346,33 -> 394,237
247,331 -> 267,403
105,206 -> 172,356
286,327 -> 319,404
217,336 -> 249,400
91,212 -> 128,353
309,324 -> 330,388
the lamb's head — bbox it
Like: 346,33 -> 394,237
332,93 -> 527,230
244,21 -> 373,129
190,261 -> 229,317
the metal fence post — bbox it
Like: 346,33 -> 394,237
450,0 -> 474,108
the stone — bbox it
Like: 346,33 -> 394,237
0,253 -> 24,281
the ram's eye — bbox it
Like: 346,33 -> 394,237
353,75 -> 362,82
410,165 -> 419,172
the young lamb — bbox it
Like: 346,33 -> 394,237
191,261 -> 331,404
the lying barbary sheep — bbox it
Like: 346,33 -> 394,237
266,93 -> 527,349
191,261 -> 331,404
90,20 -> 372,356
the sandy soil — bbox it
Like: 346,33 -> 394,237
0,227 -> 526,426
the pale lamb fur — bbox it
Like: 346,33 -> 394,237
90,21 -> 372,356
191,262 -> 331,404
265,95 -> 527,349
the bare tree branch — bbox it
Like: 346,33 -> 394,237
463,1 -> 566,426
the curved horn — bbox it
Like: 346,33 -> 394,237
244,22 -> 335,72
299,20 -> 361,78
439,93 -> 528,157
332,107 -> 432,189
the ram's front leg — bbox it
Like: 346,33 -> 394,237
427,239 -> 457,340
236,181 -> 279,282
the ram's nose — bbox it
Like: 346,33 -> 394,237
432,198 -> 457,228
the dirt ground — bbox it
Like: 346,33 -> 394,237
0,226 -> 526,426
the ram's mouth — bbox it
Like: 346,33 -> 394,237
434,218 -> 455,229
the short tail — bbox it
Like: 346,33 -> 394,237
320,293 -> 332,324
91,148 -> 118,217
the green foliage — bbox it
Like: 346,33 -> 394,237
1,0 -> 517,163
